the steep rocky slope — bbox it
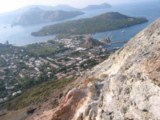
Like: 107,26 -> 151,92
28,18 -> 160,120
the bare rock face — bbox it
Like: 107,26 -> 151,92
28,18 -> 160,120
29,88 -> 86,120
73,18 -> 160,120
51,88 -> 86,120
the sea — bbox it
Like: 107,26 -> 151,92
0,0 -> 159,46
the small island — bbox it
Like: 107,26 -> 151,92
32,12 -> 148,36
82,3 -> 112,10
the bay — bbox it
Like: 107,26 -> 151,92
0,0 -> 159,46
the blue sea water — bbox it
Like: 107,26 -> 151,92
0,0 -> 159,46
93,0 -> 160,49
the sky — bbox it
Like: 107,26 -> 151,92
0,0 -> 152,13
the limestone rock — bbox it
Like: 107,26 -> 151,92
74,18 -> 160,120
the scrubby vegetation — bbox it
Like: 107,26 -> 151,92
0,78 -> 74,110
26,42 -> 65,57
0,57 -> 6,67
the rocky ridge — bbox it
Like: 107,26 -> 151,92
28,18 -> 160,120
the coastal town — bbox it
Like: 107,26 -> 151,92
0,35 -> 110,103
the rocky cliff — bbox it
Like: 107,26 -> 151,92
28,18 -> 160,120
81,36 -> 103,48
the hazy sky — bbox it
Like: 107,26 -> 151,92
0,0 -> 152,13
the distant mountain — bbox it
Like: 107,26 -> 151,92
17,4 -> 78,11
0,4 -> 80,24
82,3 -> 111,11
51,4 -> 78,11
32,12 -> 148,36
13,8 -> 84,26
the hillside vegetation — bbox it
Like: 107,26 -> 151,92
32,12 -> 148,36
0,78 -> 74,110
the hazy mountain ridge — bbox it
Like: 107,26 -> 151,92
13,8 -> 84,26
0,4 -> 79,24
0,3 -> 111,24
51,4 -> 78,11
